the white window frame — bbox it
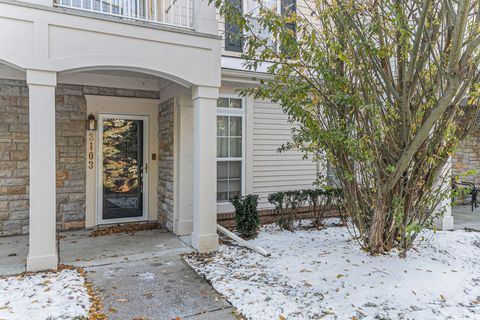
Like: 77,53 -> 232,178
243,0 -> 285,52
216,94 -> 246,206
245,0 -> 281,18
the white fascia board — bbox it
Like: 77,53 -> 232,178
221,55 -> 274,74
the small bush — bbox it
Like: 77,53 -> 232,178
268,191 -> 306,230
230,194 -> 259,238
326,188 -> 346,225
269,188 -> 345,230
268,192 -> 289,230
302,189 -> 324,227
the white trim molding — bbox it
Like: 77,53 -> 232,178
85,95 -> 159,228
216,94 -> 246,214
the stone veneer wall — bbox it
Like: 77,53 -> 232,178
158,98 -> 175,230
0,79 -> 29,236
453,132 -> 480,182
0,79 -> 159,236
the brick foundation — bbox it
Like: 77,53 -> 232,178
217,205 -> 340,228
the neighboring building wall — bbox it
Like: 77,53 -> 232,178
158,98 -> 175,230
453,132 -> 480,182
252,99 -> 318,206
0,79 -> 160,236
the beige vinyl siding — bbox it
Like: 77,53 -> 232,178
253,99 -> 318,206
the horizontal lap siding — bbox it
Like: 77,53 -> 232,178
253,100 -> 317,206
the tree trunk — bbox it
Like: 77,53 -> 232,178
368,199 -> 387,254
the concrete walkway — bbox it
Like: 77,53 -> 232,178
0,228 -> 237,320
452,205 -> 480,231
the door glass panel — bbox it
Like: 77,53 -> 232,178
102,118 -> 144,220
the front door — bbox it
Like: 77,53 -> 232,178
97,114 -> 149,224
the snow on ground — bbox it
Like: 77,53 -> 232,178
186,219 -> 480,320
0,269 -> 90,320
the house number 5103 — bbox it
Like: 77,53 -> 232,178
88,132 -> 95,170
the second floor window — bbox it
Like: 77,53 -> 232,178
225,0 -> 244,52
225,0 -> 296,53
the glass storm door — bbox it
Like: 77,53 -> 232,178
97,114 -> 148,224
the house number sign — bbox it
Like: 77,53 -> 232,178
88,132 -> 95,170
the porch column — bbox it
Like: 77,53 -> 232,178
191,86 -> 219,252
442,158 -> 454,230
26,70 -> 58,271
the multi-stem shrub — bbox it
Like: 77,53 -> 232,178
230,194 -> 259,238
214,0 -> 480,256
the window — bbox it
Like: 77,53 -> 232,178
245,0 -> 278,50
224,0 -> 296,53
225,0 -> 244,52
217,97 -> 245,202
326,162 -> 341,188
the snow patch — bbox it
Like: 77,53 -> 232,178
0,269 -> 90,320
186,222 -> 480,319
138,272 -> 155,281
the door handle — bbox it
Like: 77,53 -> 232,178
144,163 -> 148,174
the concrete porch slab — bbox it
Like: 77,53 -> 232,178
59,229 -> 190,267
0,234 -> 28,276
0,229 -> 237,319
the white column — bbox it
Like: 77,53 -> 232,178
26,70 -> 58,271
174,93 -> 194,236
442,158 -> 454,230
191,86 -> 219,252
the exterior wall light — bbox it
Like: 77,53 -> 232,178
87,113 -> 97,131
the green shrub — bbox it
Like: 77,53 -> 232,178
269,188 -> 345,229
302,189 -> 324,227
268,191 -> 306,230
327,188 -> 347,225
230,194 -> 259,238
268,191 -> 289,230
